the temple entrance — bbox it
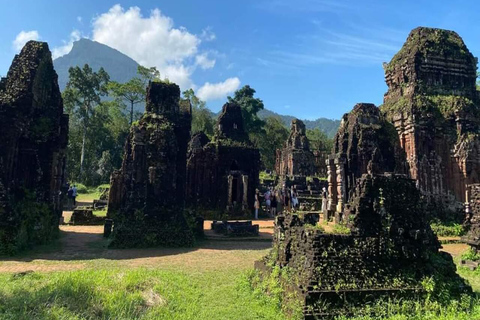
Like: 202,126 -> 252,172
231,176 -> 239,204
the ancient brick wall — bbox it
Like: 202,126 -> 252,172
262,174 -> 467,317
186,103 -> 260,214
0,41 -> 68,254
276,119 -> 317,177
463,184 -> 480,246
107,82 -> 193,247
382,27 -> 480,205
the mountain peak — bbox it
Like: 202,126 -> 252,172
53,38 -> 139,90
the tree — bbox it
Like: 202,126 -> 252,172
306,128 -> 333,153
137,65 -> 161,83
108,66 -> 161,125
108,77 -> 144,125
227,85 -> 265,135
183,89 -> 215,137
63,64 -> 110,179
257,117 -> 289,170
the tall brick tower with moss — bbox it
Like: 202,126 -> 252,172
381,27 -> 480,209
0,41 -> 69,254
107,81 -> 194,247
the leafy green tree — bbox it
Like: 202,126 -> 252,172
306,128 -> 333,153
257,117 -> 289,170
183,89 -> 215,137
108,66 -> 161,125
65,99 -> 129,185
63,64 -> 110,178
137,65 -> 161,83
227,85 -> 265,135
108,77 -> 144,125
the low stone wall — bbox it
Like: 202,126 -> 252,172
256,174 -> 470,318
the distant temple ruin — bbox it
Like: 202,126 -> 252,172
186,102 -> 260,214
276,119 -> 316,177
0,41 -> 68,254
326,103 -> 404,220
107,82 -> 193,247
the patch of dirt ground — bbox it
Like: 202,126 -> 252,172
0,215 -> 470,274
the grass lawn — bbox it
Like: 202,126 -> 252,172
0,268 -> 284,320
1,227 -> 480,320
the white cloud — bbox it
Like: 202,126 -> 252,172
200,27 -> 216,41
195,53 -> 216,70
52,30 -> 81,59
92,4 -> 202,89
77,16 -> 82,23
13,30 -> 40,51
197,77 -> 240,101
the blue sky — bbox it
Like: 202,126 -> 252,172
1,0 -> 479,120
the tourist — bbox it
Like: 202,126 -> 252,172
284,188 -> 290,212
67,186 -> 74,210
254,192 -> 260,220
72,185 -> 78,207
321,187 -> 328,213
271,193 -> 277,217
264,189 -> 271,216
291,187 -> 298,211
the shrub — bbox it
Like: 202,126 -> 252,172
431,222 -> 465,237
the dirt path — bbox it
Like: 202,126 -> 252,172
0,223 -> 272,273
0,215 -> 470,274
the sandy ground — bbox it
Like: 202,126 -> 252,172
0,212 -> 468,273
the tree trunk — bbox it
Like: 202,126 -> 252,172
79,121 -> 87,180
130,101 -> 134,125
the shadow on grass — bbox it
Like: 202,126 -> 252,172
0,228 -> 272,263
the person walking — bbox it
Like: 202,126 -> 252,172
264,189 -> 271,216
321,187 -> 328,212
291,187 -> 298,211
271,193 -> 278,217
284,188 -> 291,213
67,186 -> 74,210
72,185 -> 78,207
254,192 -> 260,220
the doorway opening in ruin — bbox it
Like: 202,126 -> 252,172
231,176 -> 239,204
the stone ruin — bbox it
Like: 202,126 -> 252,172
276,119 -> 316,177
186,102 -> 260,215
257,27 -> 476,318
275,119 -> 328,211
326,103 -> 404,221
257,173 -> 468,318
382,27 -> 480,208
462,184 -> 480,252
0,41 -> 68,254
107,81 -> 194,247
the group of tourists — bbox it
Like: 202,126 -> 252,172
254,185 -> 329,220
253,185 -> 300,219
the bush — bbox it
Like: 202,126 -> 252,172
431,222 -> 465,237
461,248 -> 480,261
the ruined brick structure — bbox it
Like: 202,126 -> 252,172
258,174 -> 469,318
107,82 -> 193,247
186,102 -> 260,214
0,41 -> 68,254
382,27 -> 480,206
462,184 -> 480,250
326,103 -> 403,217
276,119 -> 316,177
